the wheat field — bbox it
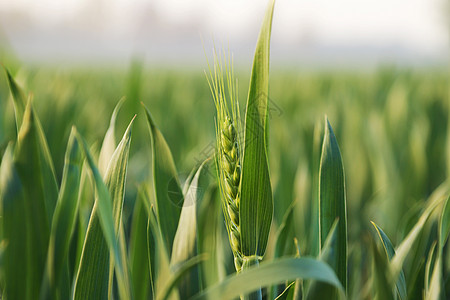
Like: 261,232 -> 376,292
0,1 -> 449,299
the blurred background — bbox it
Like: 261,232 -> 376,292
0,0 -> 448,67
0,2 -> 449,297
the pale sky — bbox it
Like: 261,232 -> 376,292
0,0 -> 448,67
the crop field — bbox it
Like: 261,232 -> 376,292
0,1 -> 449,300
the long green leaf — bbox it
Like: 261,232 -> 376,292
370,221 -> 407,300
129,186 -> 151,300
425,247 -> 445,300
5,71 -> 59,221
170,159 -> 211,298
306,220 -> 339,300
41,127 -> 83,299
144,104 -> 183,256
271,200 -> 297,299
390,184 -> 448,281
318,117 -> 347,291
146,203 -> 177,300
191,257 -> 344,300
371,241 -> 395,300
14,102 -> 52,299
0,143 -> 28,300
240,0 -> 275,257
73,118 -> 133,300
197,184 -> 224,289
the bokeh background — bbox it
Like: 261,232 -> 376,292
0,1 -> 448,298
0,0 -> 448,66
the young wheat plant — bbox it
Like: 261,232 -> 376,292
206,52 -> 245,272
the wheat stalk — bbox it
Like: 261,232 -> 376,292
206,50 -> 245,272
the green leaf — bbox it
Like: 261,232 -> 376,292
425,248 -> 445,300
98,97 -> 125,175
158,255 -> 208,300
197,184 -> 225,289
73,118 -> 134,300
439,196 -> 450,249
391,185 -> 447,282
370,221 -> 407,300
271,200 -> 297,299
14,102 -> 53,299
318,117 -> 347,291
143,104 -> 183,256
424,242 -> 437,294
371,241 -> 395,300
274,200 -> 297,258
5,72 -> 58,221
4,67 -> 26,131
41,127 -> 83,299
274,282 -> 296,300
146,202 -> 177,300
191,257 -> 344,300
129,187 -> 151,300
240,0 -> 275,257
170,159 -> 211,298
306,220 -> 340,300
0,143 -> 28,300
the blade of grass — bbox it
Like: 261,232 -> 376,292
73,118 -> 134,300
318,117 -> 347,292
14,101 -> 52,299
391,183 -> 448,282
129,186 -> 151,300
170,159 -> 211,298
274,282 -> 296,300
4,67 -> 26,131
240,0 -> 275,258
439,196 -> 450,249
143,104 -> 183,257
306,220 -> 340,300
191,257 -> 344,300
371,240 -> 395,300
0,143 -> 28,300
104,116 -> 135,296
5,71 -> 58,220
98,97 -> 125,175
41,127 -> 83,299
370,221 -> 407,300
271,200 -> 297,299
425,250 -> 444,300
158,254 -> 208,300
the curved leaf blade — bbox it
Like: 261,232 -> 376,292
191,257 -> 344,300
370,221 -> 407,300
371,241 -> 395,300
